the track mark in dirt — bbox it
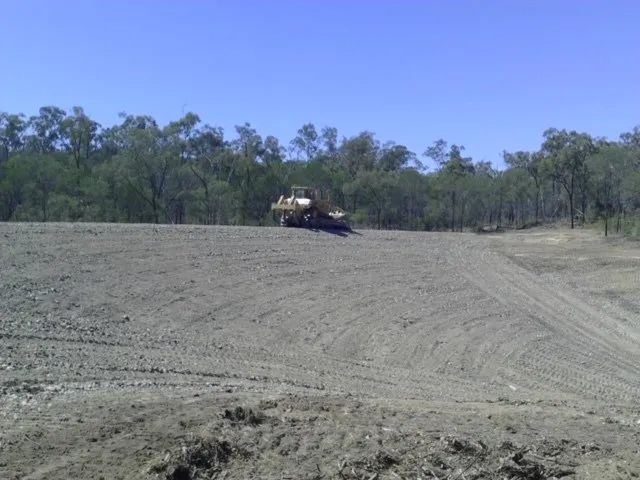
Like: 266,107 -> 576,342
2,224 -> 640,479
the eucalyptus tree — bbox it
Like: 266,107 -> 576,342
503,150 -> 544,222
352,169 -> 399,229
397,169 -> 429,230
115,114 -> 176,223
60,107 -> 100,170
378,142 -> 418,172
0,112 -> 27,163
26,106 -> 66,153
290,123 -> 320,161
542,129 -> 597,228
620,126 -> 640,153
424,140 -> 474,231
20,154 -> 63,221
0,154 -> 30,220
338,132 -> 378,213
320,127 -> 339,159
589,147 -> 616,236
231,123 -> 264,224
187,125 -> 228,224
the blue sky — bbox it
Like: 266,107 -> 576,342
2,1 -> 639,168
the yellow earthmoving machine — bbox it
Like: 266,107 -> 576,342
271,186 -> 349,229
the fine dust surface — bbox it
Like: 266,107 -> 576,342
1,223 -> 639,479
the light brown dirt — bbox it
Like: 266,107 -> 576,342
1,223 -> 639,479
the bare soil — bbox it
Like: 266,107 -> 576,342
1,223 -> 639,479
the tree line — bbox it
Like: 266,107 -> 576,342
1,106 -> 639,235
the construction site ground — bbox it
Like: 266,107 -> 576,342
1,223 -> 639,479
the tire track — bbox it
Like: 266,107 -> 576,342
448,235 -> 640,402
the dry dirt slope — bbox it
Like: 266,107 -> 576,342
1,223 -> 639,479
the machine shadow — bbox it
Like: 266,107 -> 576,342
312,227 -> 362,237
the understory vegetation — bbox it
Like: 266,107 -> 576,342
1,106 -> 639,234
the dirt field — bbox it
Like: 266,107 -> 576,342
1,223 -> 639,479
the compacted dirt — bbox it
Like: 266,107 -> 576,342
1,223 -> 639,479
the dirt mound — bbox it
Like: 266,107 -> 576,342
138,402 -> 637,480
222,406 -> 265,426
153,435 -> 576,480
150,436 -> 235,480
338,449 -> 401,479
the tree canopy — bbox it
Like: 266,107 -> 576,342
1,106 -> 639,235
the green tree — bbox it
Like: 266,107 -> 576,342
424,140 -> 474,231
116,115 -> 175,223
263,135 -> 285,166
0,155 -> 30,220
378,142 -> 419,171
188,125 -> 227,224
231,123 -> 263,224
21,155 -> 63,221
26,106 -> 66,153
588,144 -> 633,236
0,112 -> 27,163
542,129 -> 597,229
290,123 -> 320,161
60,107 -> 100,170
397,169 -> 429,230
354,170 -> 399,228
503,150 -> 543,222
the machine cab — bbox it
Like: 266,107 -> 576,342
291,186 -> 318,200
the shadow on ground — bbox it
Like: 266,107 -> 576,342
311,227 -> 362,237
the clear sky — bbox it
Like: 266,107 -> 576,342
2,1 -> 639,167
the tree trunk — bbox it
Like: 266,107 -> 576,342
569,173 -> 575,229
450,190 -> 456,232
204,186 -> 211,225
569,192 -> 574,229
151,196 -> 159,224
41,190 -> 48,222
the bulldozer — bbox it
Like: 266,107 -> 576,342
271,186 -> 350,229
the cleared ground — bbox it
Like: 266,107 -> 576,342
1,223 -> 639,479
